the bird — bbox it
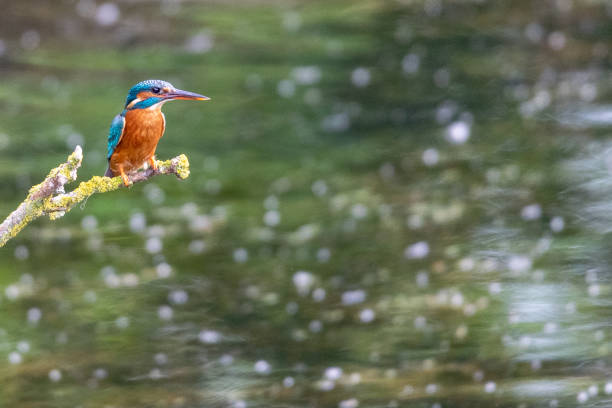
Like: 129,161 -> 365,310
105,79 -> 209,186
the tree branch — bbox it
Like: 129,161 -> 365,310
0,145 -> 190,247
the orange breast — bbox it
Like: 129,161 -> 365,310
109,108 -> 165,175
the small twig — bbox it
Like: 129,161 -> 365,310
0,145 -> 190,247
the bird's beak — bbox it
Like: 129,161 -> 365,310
164,89 -> 210,101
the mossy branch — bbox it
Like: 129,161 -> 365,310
0,145 -> 190,247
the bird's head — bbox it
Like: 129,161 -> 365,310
124,79 -> 209,110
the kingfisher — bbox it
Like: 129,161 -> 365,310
105,79 -> 209,186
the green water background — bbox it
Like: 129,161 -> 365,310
1,0 -> 612,407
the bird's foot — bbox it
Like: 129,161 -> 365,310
120,169 -> 131,187
148,157 -> 158,172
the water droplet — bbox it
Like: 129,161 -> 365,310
293,271 -> 314,296
157,305 -> 173,321
401,385 -> 414,395
129,213 -> 146,233
185,31 -> 214,54
508,255 -> 532,274
359,308 -> 375,323
416,271 -> 429,288
149,368 -> 163,380
450,292 -> 464,308
254,360 -> 271,374
154,353 -> 168,365
145,237 -> 163,254
339,398 -> 359,408
550,216 -> 564,232
155,262 -> 172,279
351,204 -> 368,219
309,320 -> 323,333
168,289 -> 188,305
548,31 -> 566,50
263,210 -> 281,227
351,67 -> 371,88
219,354 -> 233,366
521,204 -> 542,220
579,83 -> 597,102
5,284 -> 19,300
404,241 -> 429,259
27,308 -> 41,325
93,368 -> 108,379
316,248 -> 331,263
342,290 -> 366,306
425,383 -> 438,394
95,3 -> 120,26
446,121 -> 470,144
48,369 -> 62,382
489,282 -> 502,294
436,100 -> 458,124
17,341 -> 29,353
8,351 -> 22,365
525,22 -> 544,43
14,245 -> 29,260
283,376 -> 295,388
188,240 -> 206,254
484,381 -> 496,393
455,324 -> 468,340
312,180 -> 328,196
122,273 -> 139,287
292,66 -> 321,85
317,379 -> 335,391
402,53 -> 420,74
312,288 -> 326,302
277,79 -> 296,98
233,248 -> 248,263
115,316 -> 129,329
458,258 -> 475,271
198,329 -> 221,344
422,148 -> 439,166
324,367 -> 343,380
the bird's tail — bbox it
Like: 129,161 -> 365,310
104,166 -> 113,178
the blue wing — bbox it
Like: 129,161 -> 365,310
107,113 -> 126,160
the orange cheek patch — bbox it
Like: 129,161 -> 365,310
137,91 -> 157,99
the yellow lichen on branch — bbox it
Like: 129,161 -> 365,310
44,175 -> 124,220
0,146 -> 190,247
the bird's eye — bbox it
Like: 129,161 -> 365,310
151,87 -> 161,94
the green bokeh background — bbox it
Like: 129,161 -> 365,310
1,1 -> 612,407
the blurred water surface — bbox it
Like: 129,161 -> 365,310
1,0 -> 612,407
